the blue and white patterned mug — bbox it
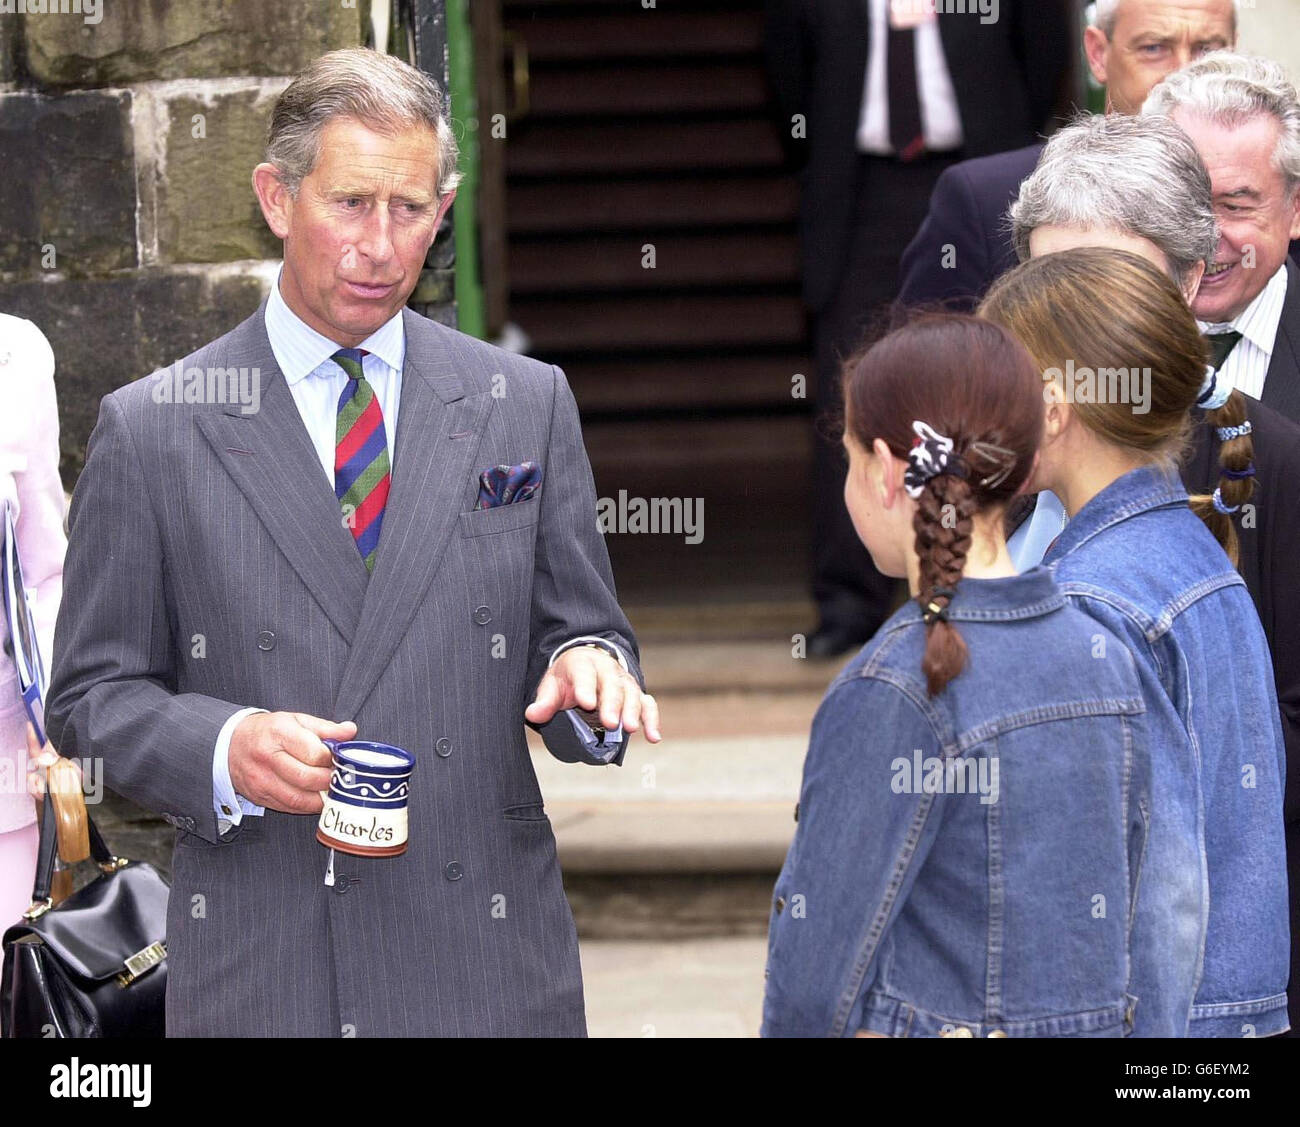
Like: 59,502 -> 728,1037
316,740 -> 416,857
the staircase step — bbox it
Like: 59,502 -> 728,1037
514,294 -> 806,351
563,353 -> 810,412
528,61 -> 768,117
507,118 -> 783,177
510,232 -> 799,293
503,11 -> 764,63
508,175 -> 799,234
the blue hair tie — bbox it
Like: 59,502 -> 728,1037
1212,487 -> 1240,515
1196,367 -> 1233,410
1216,421 -> 1252,442
1220,462 -> 1256,480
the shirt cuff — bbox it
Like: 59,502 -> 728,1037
548,635 -> 630,673
213,707 -> 268,833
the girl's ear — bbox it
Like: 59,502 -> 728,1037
1042,382 -> 1071,443
873,438 -> 904,506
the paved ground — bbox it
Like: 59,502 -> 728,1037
579,936 -> 768,1038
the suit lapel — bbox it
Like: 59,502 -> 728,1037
195,310 -> 369,643
1262,258 -> 1300,424
331,311 -> 494,720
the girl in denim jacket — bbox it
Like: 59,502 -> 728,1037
981,248 -> 1289,1037
761,314 -> 1202,1037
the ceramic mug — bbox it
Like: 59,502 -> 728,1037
316,740 -> 415,857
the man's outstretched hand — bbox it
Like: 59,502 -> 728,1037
228,712 -> 357,814
525,646 -> 662,743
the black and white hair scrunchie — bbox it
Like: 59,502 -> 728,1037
904,421 -> 964,500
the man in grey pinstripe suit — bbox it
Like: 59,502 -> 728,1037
45,47 -> 661,1037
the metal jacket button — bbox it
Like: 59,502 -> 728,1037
445,861 -> 464,881
435,737 -> 452,758
256,630 -> 276,651
774,896 -> 786,914
472,606 -> 492,625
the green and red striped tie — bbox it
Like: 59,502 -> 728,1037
333,348 -> 390,572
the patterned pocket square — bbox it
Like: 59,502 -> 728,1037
475,461 -> 542,510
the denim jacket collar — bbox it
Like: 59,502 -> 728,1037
1046,464 -> 1187,564
889,566 -> 1064,627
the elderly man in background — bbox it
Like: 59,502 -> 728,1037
46,47 -> 660,1037
1005,107 -> 1300,1034
899,0 -> 1239,308
1144,51 -> 1300,421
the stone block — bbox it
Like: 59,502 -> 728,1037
0,89 -> 136,275
24,0 -> 369,86
154,86 -> 282,264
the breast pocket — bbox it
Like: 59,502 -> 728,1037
458,500 -> 540,539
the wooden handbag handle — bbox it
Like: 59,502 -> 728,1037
46,756 -> 90,865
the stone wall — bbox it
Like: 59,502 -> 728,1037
0,0 -> 455,485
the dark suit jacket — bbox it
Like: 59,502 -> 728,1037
1260,258 -> 1300,424
1181,399 -> 1300,829
764,0 -> 1073,313
898,142 -> 1043,309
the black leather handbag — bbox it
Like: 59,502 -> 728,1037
1,790 -> 169,1037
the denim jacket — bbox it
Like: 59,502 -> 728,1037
762,567 -> 1202,1038
1045,463 -> 1290,1038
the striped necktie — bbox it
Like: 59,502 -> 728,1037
333,348 -> 390,572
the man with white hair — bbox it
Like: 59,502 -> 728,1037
899,0 -> 1240,308
1144,51 -> 1300,422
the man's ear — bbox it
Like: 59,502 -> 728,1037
252,163 -> 292,240
1082,26 -> 1110,89
1288,185 -> 1300,241
430,188 -> 457,245
1182,260 -> 1206,304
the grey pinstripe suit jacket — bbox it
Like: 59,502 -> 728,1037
45,304 -> 643,1036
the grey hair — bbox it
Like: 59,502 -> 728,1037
1143,51 -> 1300,190
1091,0 -> 1238,39
266,47 -> 462,200
1009,113 -> 1218,287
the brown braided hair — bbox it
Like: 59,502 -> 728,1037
842,315 -> 1044,696
1188,388 -> 1255,568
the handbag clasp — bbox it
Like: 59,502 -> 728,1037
21,897 -> 52,921
117,940 -> 166,987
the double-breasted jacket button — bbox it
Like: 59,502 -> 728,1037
774,896 -> 786,914
988,1030 -> 1008,1038
444,861 -> 464,881
256,630 -> 276,651
435,737 -> 453,758
472,606 -> 492,625
940,1026 -> 974,1038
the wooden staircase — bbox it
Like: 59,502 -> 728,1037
501,0 -> 813,614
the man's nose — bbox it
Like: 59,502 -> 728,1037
356,205 -> 396,263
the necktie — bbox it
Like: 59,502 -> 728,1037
887,25 -> 925,162
1205,329 -> 1243,372
333,348 -> 390,572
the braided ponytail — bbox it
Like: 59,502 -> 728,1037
1188,389 -> 1255,568
914,474 -> 978,696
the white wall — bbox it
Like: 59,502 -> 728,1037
1238,0 -> 1300,82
